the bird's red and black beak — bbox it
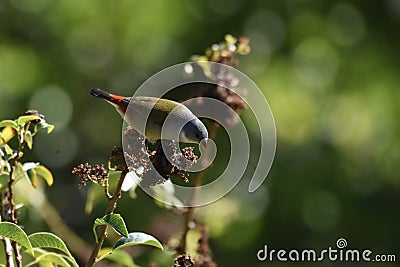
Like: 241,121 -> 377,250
90,88 -> 129,114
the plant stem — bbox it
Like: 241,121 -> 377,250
3,237 -> 15,267
11,242 -> 22,267
177,123 -> 219,254
7,142 -> 23,267
7,165 -> 17,224
85,169 -> 128,267
176,172 -> 202,254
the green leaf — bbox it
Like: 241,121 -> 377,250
0,125 -> 18,146
28,168 -> 39,188
17,115 -> 40,126
0,120 -> 18,129
28,232 -> 73,258
25,130 -> 33,149
3,144 -> 14,156
0,222 -> 33,255
113,232 -> 163,251
32,252 -> 71,267
34,121 -> 54,135
93,214 -> 128,242
25,248 -> 78,267
34,165 -> 54,186
96,248 -> 138,266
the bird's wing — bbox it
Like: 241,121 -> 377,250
129,96 -> 181,127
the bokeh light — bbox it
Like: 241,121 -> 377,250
34,127 -> 78,168
10,0 -> 51,13
327,3 -> 366,47
29,86 -> 73,129
0,45 -> 42,94
301,190 -> 341,232
292,36 -> 339,90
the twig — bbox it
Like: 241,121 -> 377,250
11,242 -> 22,267
3,237 -> 15,267
6,138 -> 24,267
177,123 -> 219,254
7,163 -> 18,224
85,169 -> 128,267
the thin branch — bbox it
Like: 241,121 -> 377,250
11,242 -> 22,267
177,123 -> 219,254
85,169 -> 128,267
7,132 -> 25,267
3,237 -> 15,267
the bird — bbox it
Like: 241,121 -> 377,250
89,88 -> 208,148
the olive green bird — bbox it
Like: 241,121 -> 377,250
90,88 -> 208,147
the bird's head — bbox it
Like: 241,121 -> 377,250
180,118 -> 208,149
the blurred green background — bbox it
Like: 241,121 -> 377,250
1,0 -> 399,266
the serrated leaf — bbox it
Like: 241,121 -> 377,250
0,120 -> 18,129
0,222 -> 33,255
28,232 -> 73,258
34,165 -> 53,186
93,214 -> 128,242
25,130 -> 33,149
97,248 -> 138,266
17,115 -> 40,126
113,232 -> 163,251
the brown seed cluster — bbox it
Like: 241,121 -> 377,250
123,127 -> 198,188
204,35 -> 250,66
142,142 -> 198,188
72,128 -> 198,189
192,35 -> 250,126
25,109 -> 45,122
72,163 -> 108,187
174,254 -> 195,267
123,126 -> 151,172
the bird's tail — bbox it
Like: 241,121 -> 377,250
90,88 -> 129,104
90,88 -> 117,102
90,88 -> 130,114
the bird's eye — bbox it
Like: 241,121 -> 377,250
195,133 -> 200,138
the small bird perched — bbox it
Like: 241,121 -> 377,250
90,88 -> 208,147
